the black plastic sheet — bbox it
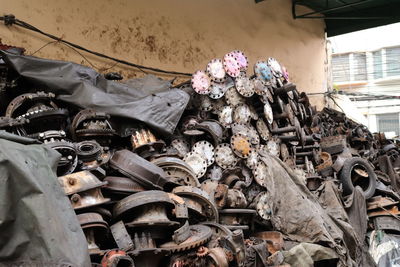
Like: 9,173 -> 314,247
0,51 -> 190,136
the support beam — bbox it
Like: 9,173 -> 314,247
297,0 -> 374,18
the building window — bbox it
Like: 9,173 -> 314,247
386,47 -> 400,77
332,54 -> 350,83
353,53 -> 367,81
372,50 -> 383,79
377,113 -> 399,136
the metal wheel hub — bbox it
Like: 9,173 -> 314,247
192,70 -> 211,95
215,143 -> 238,169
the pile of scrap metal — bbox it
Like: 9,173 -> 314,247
1,48 -> 399,267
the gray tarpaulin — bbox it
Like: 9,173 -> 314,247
0,51 -> 190,136
259,151 -> 376,267
344,187 -> 376,267
0,131 -> 90,267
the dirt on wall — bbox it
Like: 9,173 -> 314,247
0,0 -> 327,108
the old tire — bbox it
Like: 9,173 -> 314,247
339,157 -> 376,199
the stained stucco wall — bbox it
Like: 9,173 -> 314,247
0,0 -> 327,108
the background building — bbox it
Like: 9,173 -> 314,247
331,32 -> 400,137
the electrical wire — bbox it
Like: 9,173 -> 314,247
61,42 -> 126,73
327,94 -> 344,113
29,38 -> 123,72
30,40 -> 58,56
0,15 -> 192,77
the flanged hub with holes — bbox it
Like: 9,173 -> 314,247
233,104 -> 251,124
231,133 -> 251,158
235,74 -> 254,97
214,143 -> 238,169
282,65 -> 290,82
192,70 -> 211,95
254,192 -> 272,221
196,94 -> 213,112
209,81 -> 227,99
225,86 -> 245,107
218,106 -> 233,128
256,119 -> 271,141
246,148 -> 259,169
253,161 -> 271,188
267,57 -> 282,77
207,59 -> 226,82
207,164 -> 223,181
254,61 -> 273,81
192,140 -> 215,167
183,152 -> 208,179
169,138 -> 190,158
231,50 -> 248,71
263,102 -> 274,124
223,53 -> 241,78
266,139 -> 281,157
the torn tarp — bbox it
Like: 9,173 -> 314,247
0,51 -> 190,136
282,243 -> 338,267
258,151 -> 376,267
0,131 -> 90,267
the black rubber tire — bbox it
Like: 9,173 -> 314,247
339,157 -> 376,199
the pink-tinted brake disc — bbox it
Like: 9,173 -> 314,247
207,59 -> 226,82
231,50 -> 248,71
191,70 -> 211,95
223,53 -> 241,78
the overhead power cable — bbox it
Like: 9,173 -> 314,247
0,14 -> 192,77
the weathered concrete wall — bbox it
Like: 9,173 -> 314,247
0,0 -> 326,107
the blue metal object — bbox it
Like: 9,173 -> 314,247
254,61 -> 273,81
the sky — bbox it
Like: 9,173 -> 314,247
329,22 -> 400,53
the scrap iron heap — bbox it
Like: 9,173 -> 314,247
1,49 -> 399,267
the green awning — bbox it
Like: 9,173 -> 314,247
292,0 -> 400,36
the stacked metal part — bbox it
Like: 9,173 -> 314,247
310,108 -> 400,252
1,50 -> 400,266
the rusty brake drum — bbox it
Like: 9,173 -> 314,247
113,190 -> 174,220
151,156 -> 200,187
109,149 -> 169,190
172,186 -> 219,222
